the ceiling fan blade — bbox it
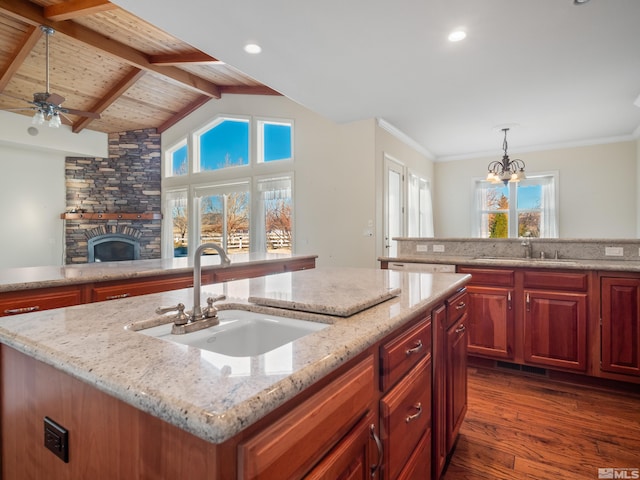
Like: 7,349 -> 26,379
62,108 -> 101,119
46,93 -> 66,106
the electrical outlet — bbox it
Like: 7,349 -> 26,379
605,246 -> 624,257
44,417 -> 69,463
416,244 -> 428,252
433,244 -> 445,253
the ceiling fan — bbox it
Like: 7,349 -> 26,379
1,25 -> 100,127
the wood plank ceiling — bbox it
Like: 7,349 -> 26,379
0,0 -> 279,134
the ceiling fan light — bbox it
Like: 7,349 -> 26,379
48,112 -> 61,128
32,110 -> 45,125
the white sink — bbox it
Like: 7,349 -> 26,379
138,309 -> 328,357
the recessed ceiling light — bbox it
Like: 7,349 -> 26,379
448,30 -> 467,42
244,43 -> 262,54
573,0 -> 591,5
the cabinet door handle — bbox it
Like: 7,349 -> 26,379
455,324 -> 466,334
369,424 -> 383,478
405,402 -> 423,423
456,301 -> 466,310
405,339 -> 423,356
526,292 -> 530,312
507,291 -> 512,310
4,305 -> 40,315
105,293 -> 131,300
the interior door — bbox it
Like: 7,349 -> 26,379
384,156 -> 404,258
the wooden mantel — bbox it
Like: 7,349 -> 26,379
60,213 -> 162,220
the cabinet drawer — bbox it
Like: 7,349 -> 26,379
380,317 -> 431,391
380,356 -> 431,480
457,267 -> 515,287
396,430 -> 431,480
0,286 -> 83,316
238,355 -> 375,480
446,289 -> 468,328
91,275 -> 195,301
523,271 -> 588,291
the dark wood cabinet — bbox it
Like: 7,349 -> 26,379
522,270 -> 588,372
445,290 -> 468,452
431,304 -> 447,480
0,285 -> 84,317
458,267 -> 515,361
600,275 -> 640,377
466,286 -> 515,359
523,289 -> 587,371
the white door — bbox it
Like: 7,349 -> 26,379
384,156 -> 404,258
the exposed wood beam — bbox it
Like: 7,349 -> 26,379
0,0 -> 222,98
0,25 -> 41,92
44,0 -> 116,21
149,52 -> 221,66
157,95 -> 211,133
220,85 -> 281,96
72,67 -> 145,133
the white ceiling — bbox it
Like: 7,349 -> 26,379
112,0 -> 640,160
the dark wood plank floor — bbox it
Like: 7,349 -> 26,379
442,367 -> 640,480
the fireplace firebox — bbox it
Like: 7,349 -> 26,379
88,234 -> 141,262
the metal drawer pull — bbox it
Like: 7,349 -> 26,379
105,293 -> 131,300
405,339 -> 423,356
405,402 -> 423,423
456,301 -> 466,310
455,324 -> 466,334
369,424 -> 383,478
4,305 -> 40,315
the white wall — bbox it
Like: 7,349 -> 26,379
434,140 -> 637,238
0,112 -> 108,268
0,144 -> 66,267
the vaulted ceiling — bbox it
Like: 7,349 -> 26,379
0,0 -> 277,135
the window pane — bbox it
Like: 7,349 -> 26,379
263,123 -> 292,162
169,192 -> 188,257
200,191 -> 250,254
198,119 -> 249,171
169,143 -> 188,177
517,184 -> 541,209
485,185 -> 509,210
488,212 -> 509,238
518,212 -> 540,237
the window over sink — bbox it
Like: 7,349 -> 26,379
472,173 -> 558,238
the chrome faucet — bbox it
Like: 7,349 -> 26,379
521,237 -> 532,259
192,242 -> 231,320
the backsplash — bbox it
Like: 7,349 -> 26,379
394,238 -> 640,262
64,129 -> 162,264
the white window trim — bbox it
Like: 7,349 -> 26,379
255,117 -> 295,164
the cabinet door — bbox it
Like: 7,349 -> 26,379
524,290 -> 587,371
305,411 -> 376,480
431,304 -> 447,480
238,356 -> 374,480
0,286 -> 83,316
446,314 -> 467,452
601,277 -> 640,376
466,286 -> 515,359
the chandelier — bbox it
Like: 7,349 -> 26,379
486,128 -> 526,185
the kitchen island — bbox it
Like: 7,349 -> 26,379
0,266 -> 470,479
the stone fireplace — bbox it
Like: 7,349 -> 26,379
63,129 -> 162,264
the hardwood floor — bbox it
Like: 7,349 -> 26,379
442,367 -> 640,480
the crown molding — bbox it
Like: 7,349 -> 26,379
376,118 -> 434,160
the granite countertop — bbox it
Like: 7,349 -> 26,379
380,255 -> 640,272
0,266 -> 470,444
0,252 -> 317,292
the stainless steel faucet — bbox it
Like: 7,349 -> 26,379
192,242 -> 231,320
521,237 -> 532,259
